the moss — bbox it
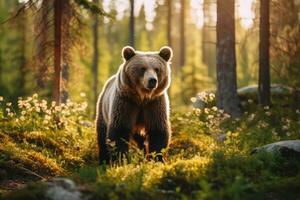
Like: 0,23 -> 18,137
0,183 -> 46,200
262,176 -> 300,199
0,141 -> 64,179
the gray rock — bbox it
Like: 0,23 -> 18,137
251,140 -> 300,158
192,99 -> 206,109
81,120 -> 93,127
238,84 -> 293,98
216,134 -> 227,142
45,178 -> 82,200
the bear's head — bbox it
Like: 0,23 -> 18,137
120,46 -> 173,99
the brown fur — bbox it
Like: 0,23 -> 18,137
95,46 -> 173,164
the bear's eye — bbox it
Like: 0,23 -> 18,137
154,68 -> 160,73
140,67 -> 146,74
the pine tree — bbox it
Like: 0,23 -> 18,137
180,0 -> 186,67
258,0 -> 270,106
129,0 -> 135,47
92,0 -> 99,116
216,0 -> 240,117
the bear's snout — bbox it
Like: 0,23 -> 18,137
147,78 -> 157,89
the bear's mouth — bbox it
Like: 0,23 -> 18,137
141,87 -> 154,93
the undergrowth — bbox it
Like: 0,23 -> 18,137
0,94 -> 96,182
0,93 -> 300,199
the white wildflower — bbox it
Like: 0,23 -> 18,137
18,100 -> 25,108
272,130 -> 278,136
177,117 -> 183,121
45,115 -> 51,120
51,101 -> 56,107
62,110 -> 70,115
25,103 -> 31,109
35,107 -> 41,113
248,113 -> 255,121
282,125 -> 289,130
190,97 -> 197,103
80,102 -> 88,110
55,106 -> 62,112
265,111 -> 271,116
204,108 -> 209,114
80,92 -> 86,97
194,109 -> 201,116
224,113 -> 231,118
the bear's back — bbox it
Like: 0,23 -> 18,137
101,75 -> 117,124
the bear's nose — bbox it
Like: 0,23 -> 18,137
147,78 -> 157,89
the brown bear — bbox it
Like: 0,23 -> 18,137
95,46 -> 173,164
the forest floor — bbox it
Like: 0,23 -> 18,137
0,93 -> 300,200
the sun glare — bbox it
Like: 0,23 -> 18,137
19,0 -> 255,28
190,0 -> 204,29
190,0 -> 254,29
93,0 -> 254,30
237,0 -> 255,29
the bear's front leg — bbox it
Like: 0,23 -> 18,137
107,97 -> 138,161
107,125 -> 131,154
144,95 -> 171,161
97,119 -> 109,165
96,101 -> 109,165
147,128 -> 169,161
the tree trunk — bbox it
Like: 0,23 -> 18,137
216,0 -> 240,118
0,49 -> 2,90
53,0 -> 64,104
179,0 -> 185,67
36,0 -> 49,89
166,0 -> 172,98
61,63 -> 69,103
92,0 -> 99,117
129,0 -> 135,47
18,7 -> 27,96
167,0 -> 172,48
202,0 -> 210,75
202,0 -> 216,78
258,0 -> 270,106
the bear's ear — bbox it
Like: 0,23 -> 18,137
159,46 -> 173,62
122,46 -> 136,61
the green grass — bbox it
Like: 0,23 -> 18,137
0,94 -> 300,199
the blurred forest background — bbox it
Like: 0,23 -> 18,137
0,0 -> 300,116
